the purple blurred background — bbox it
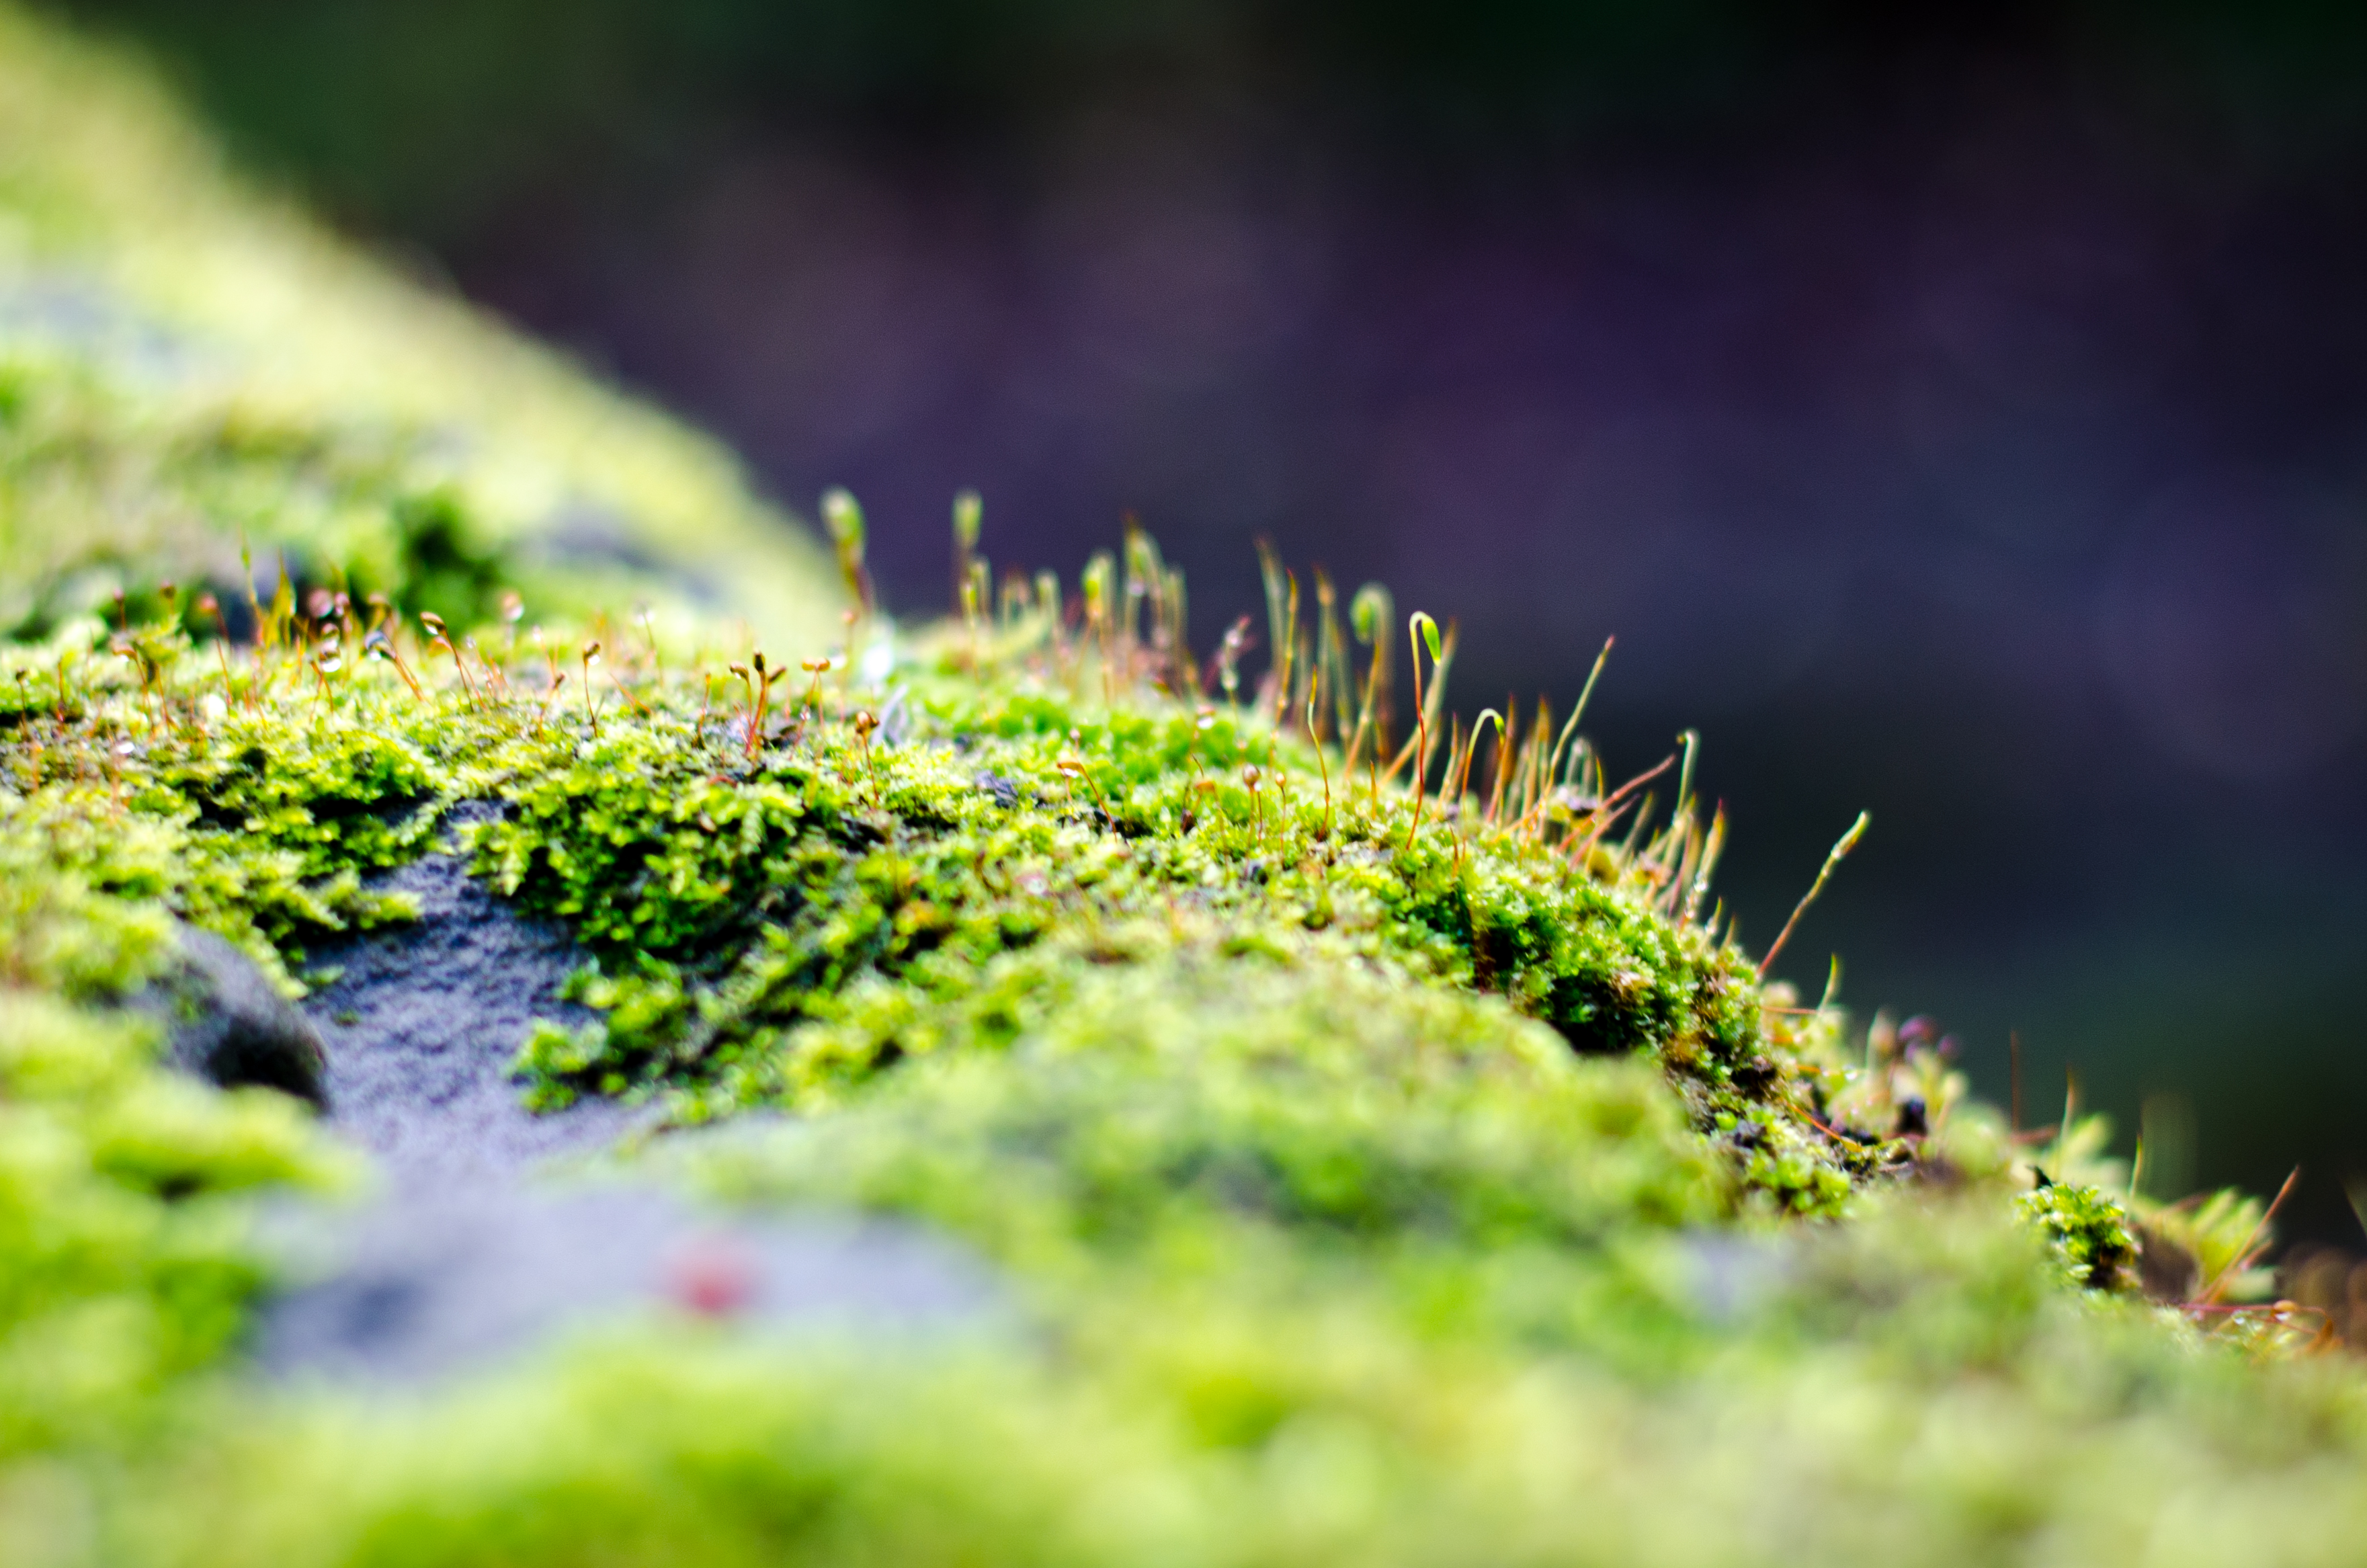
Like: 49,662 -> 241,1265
64,1 -> 2367,1236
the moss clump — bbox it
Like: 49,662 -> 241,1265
0,990 -> 342,1462
3,630 -> 491,996
5,581 -> 1867,1207
5,7 -> 2365,1565
470,669 -> 1794,1187
2019,1180 -> 2138,1292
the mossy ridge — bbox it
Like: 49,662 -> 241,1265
11,504 -> 2344,1568
0,421 -> 2296,1300
0,0 -> 1881,1214
12,593 -> 2353,1565
3,572 -> 1866,1216
425,612 -> 1871,1212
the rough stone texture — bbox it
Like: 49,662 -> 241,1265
253,1183 -> 1002,1385
257,808 -> 1003,1380
143,923 -> 330,1108
299,804 -> 648,1178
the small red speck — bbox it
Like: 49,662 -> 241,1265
667,1237 -> 758,1318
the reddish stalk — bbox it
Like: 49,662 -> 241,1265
2196,1167 -> 2302,1306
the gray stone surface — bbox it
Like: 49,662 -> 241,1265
299,804 -> 648,1178
253,1183 -> 1000,1385
249,804 -> 1002,1383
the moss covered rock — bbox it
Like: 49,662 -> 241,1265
1,7 -> 2362,1567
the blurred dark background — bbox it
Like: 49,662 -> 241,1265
54,1 -> 2367,1238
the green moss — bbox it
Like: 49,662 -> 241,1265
462,667 -> 1822,1210
3,642 -> 459,989
2018,1180 -> 2138,1293
0,348 -> 520,641
0,3 -> 843,653
7,588 -> 1855,1204
0,990 -> 343,1462
94,1188 -> 2367,1568
4,6 -> 2362,1563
